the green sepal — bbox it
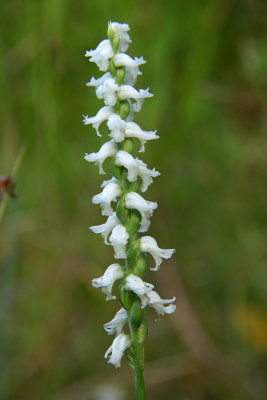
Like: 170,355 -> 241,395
129,300 -> 145,331
119,100 -> 130,119
135,320 -> 148,346
115,67 -> 125,85
121,138 -> 133,154
133,253 -> 147,277
108,59 -> 117,78
107,25 -> 120,54
110,157 -> 123,180
125,346 -> 136,371
116,194 -> 130,225
118,280 -> 137,310
127,238 -> 141,266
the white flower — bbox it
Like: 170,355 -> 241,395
83,106 -> 114,136
118,86 -> 153,112
92,263 -> 124,300
124,122 -> 159,152
85,39 -> 113,71
104,308 -> 128,336
90,212 -> 120,245
115,151 -> 139,181
109,224 -> 129,259
125,274 -> 154,296
92,181 -> 121,216
114,53 -> 146,85
140,291 -> 176,316
108,22 -> 132,52
140,236 -> 175,271
115,151 -> 160,192
104,333 -> 131,368
101,177 -> 118,188
125,192 -> 158,232
84,140 -> 117,174
96,77 -> 119,107
107,114 -> 126,142
86,72 -> 112,88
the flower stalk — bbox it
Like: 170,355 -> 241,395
84,22 -> 176,399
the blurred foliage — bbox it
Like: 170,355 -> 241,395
1,0 -> 267,399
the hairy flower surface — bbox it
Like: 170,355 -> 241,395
84,22 -> 176,375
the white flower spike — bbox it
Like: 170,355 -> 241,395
92,181 -> 121,216
109,224 -> 129,259
104,308 -> 128,336
85,140 -> 117,174
104,333 -> 131,368
140,236 -> 175,271
85,22 -> 176,388
92,263 -> 123,300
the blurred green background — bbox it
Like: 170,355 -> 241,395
1,0 -> 267,399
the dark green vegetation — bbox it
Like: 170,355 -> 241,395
1,0 -> 267,399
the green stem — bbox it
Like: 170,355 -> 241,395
133,339 -> 146,400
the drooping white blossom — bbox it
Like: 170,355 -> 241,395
90,212 -> 120,245
118,86 -> 153,112
85,140 -> 117,174
85,39 -> 114,71
115,151 -> 160,192
92,181 -> 121,216
104,308 -> 128,336
124,122 -> 159,152
108,22 -> 132,52
125,274 -> 154,296
83,106 -> 114,136
92,263 -> 124,300
109,224 -> 129,259
104,333 -> 131,368
125,192 -> 158,232
140,290 -> 176,316
140,236 -> 175,271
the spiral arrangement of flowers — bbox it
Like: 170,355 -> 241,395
84,21 -> 176,399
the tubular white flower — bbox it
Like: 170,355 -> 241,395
125,274 -> 154,296
140,291 -> 176,316
104,333 -> 130,368
92,263 -> 124,300
104,308 -> 128,336
118,86 -> 153,112
108,22 -> 132,52
125,192 -> 158,232
95,77 -> 119,106
115,151 -> 160,192
83,106 -> 114,136
84,140 -> 117,174
85,39 -> 114,71
86,72 -> 112,88
92,181 -> 121,216
140,236 -> 175,271
90,212 -> 120,245
124,122 -> 159,152
114,53 -> 146,85
107,114 -> 126,142
109,224 -> 129,259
